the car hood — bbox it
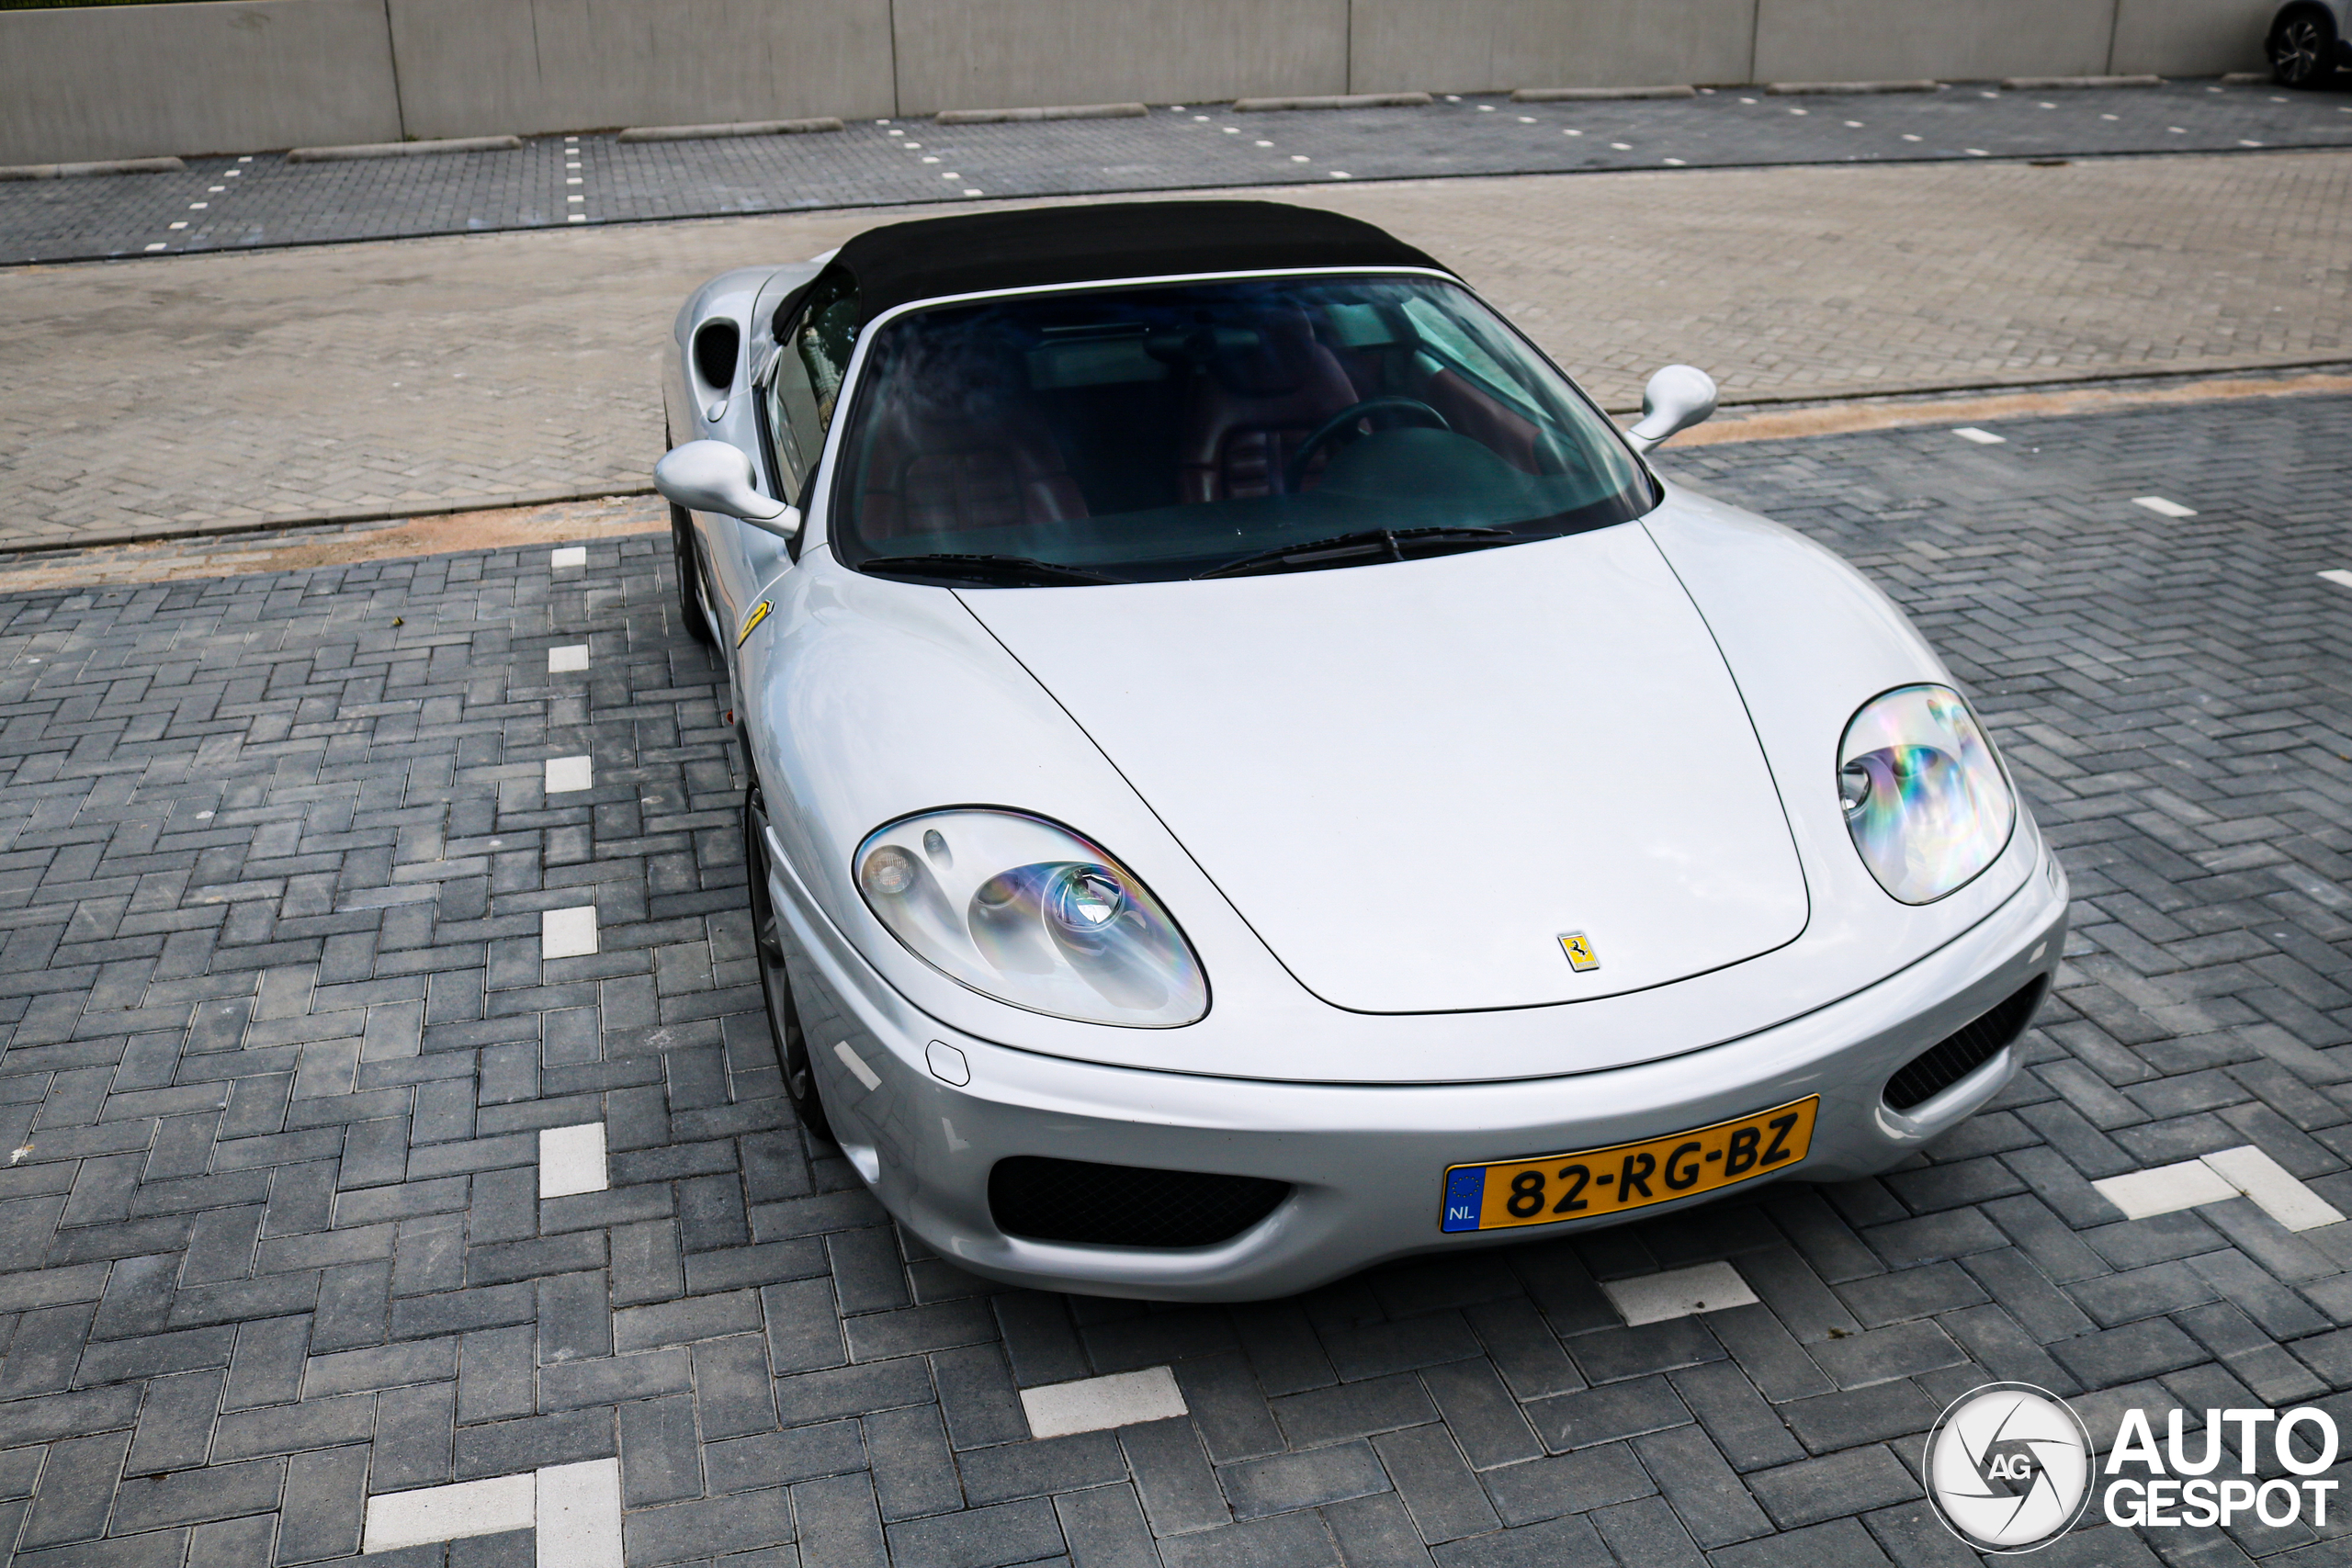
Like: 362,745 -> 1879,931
957,521 -> 1811,1013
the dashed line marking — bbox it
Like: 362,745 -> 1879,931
542,905 -> 599,959
1021,1367 -> 1189,1438
550,545 -> 587,568
2132,494 -> 2197,517
539,1122 -> 609,1199
1602,1261 -> 1760,1325
2318,570 -> 2352,591
548,643 -> 589,671
545,754 -> 593,792
1952,426 -> 2007,444
2093,1145 -> 2346,1232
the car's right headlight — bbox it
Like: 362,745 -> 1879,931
853,808 -> 1208,1027
1838,683 -> 2016,904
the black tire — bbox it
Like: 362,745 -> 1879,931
2270,5 -> 2339,86
672,502 -> 718,647
744,784 -> 831,1142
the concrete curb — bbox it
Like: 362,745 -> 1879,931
1511,85 -> 1695,102
1233,92 -> 1433,111
286,135 -> 525,163
0,157 -> 185,181
2000,73 -> 2163,89
1766,80 -> 1941,95
0,483 -> 657,558
616,118 -> 843,141
935,103 -> 1147,124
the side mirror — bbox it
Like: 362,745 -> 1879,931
1624,365 -> 1718,454
654,440 -> 800,540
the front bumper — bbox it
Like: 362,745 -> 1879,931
773,838 -> 2067,1302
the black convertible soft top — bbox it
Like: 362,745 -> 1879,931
825,200 -> 1453,326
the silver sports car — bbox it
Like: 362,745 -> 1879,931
653,200 -> 2067,1301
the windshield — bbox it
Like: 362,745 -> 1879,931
826,275 -> 1654,584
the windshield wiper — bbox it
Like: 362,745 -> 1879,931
859,553 -> 1126,587
1193,526 -> 1517,581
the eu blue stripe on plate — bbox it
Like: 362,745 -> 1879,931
1442,1166 -> 1485,1233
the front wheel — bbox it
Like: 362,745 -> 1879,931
672,502 -> 718,647
2270,6 -> 2339,85
743,784 -> 831,1141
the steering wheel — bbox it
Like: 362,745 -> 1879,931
1283,398 -> 1450,493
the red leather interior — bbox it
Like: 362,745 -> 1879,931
856,402 -> 1090,539
1177,310 -> 1362,502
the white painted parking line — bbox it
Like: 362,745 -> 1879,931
2204,1145 -> 2346,1232
1600,1260 -> 1759,1325
541,906 -> 599,959
548,644 -> 589,671
363,1472 -> 535,1552
551,546 -> 587,568
2093,1158 -> 2236,1219
359,1460 -> 622,1562
539,1122 -> 608,1198
2094,1146 -> 2345,1231
2133,495 -> 2197,517
1021,1366 -> 1189,1438
537,1459 -> 623,1568
545,754 -> 593,793
1952,426 -> 2007,444
2317,570 -> 2352,592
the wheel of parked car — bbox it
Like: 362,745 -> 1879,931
743,783 -> 830,1140
669,502 -> 717,646
2270,4 -> 2341,86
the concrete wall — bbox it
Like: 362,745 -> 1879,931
0,0 -> 401,165
387,0 -> 894,138
895,0 -> 1347,113
0,0 -> 2299,167
2110,0 -> 2273,75
1351,0 -> 1756,95
1753,0 -> 2112,83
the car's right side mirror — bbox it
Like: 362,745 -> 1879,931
1624,365 -> 1718,454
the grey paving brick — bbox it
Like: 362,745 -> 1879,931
1371,1424 -> 1498,1545
1156,1509 -> 1338,1568
1478,1440 -> 1652,1527
1055,1483 -> 1165,1568
1220,1437 -> 1390,1519
886,1495 -> 1065,1568
1427,1513 -> 1612,1568
867,1402 -> 964,1521
625,1483 -> 795,1567
956,1430 -> 1126,1506
794,1472 -> 889,1568
1121,1417 -> 1228,1536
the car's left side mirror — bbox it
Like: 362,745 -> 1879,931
1624,365 -> 1718,455
654,440 -> 800,541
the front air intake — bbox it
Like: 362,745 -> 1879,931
989,1156 -> 1288,1248
1883,977 -> 2048,1111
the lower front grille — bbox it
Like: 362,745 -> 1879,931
1883,978 -> 2048,1111
988,1156 -> 1290,1248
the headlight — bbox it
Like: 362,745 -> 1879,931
852,809 -> 1207,1027
1838,684 -> 2015,904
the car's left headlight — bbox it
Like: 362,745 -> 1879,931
853,808 -> 1208,1027
1838,683 -> 2016,904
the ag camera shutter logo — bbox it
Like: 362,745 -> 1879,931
1924,1383 -> 2093,1552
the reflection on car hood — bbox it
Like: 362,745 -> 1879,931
959,522 -> 1811,1013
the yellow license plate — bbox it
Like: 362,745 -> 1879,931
1440,1096 -> 1818,1233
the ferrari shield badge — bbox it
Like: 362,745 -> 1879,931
1558,932 -> 1600,972
735,599 -> 773,648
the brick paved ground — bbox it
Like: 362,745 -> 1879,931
4,80 -> 2350,265
2,151 -> 2347,551
0,390 -> 2349,1563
